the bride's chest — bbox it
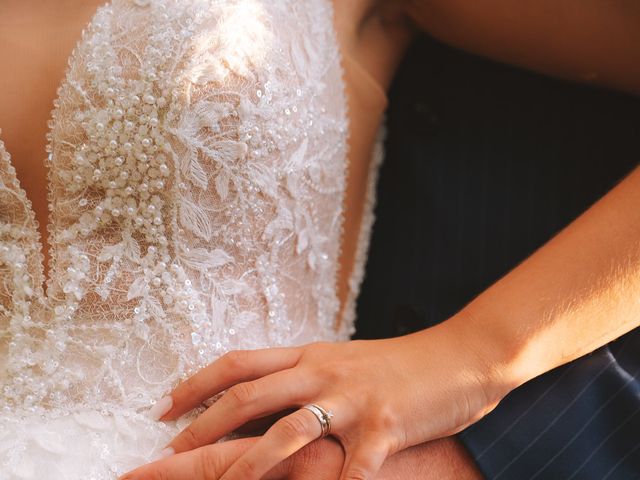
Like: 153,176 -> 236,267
0,0 -> 355,406
0,0 -> 348,256
0,0 -> 347,200
0,0 -> 349,321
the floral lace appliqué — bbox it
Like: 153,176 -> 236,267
0,0 -> 384,478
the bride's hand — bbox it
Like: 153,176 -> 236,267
119,436 -> 346,480
122,315 -> 506,480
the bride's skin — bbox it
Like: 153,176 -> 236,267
0,0 -> 109,282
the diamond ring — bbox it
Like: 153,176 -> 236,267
302,403 -> 334,437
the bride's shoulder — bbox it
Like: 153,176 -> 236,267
333,0 -> 414,104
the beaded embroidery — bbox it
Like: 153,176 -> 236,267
0,0 -> 383,477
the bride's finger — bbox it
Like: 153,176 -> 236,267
167,368 -> 317,453
157,347 -> 303,420
118,436 -> 258,480
219,406 -> 339,480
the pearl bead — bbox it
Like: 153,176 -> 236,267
0,0 -> 357,430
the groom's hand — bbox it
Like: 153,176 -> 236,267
266,437 -> 345,480
279,435 -> 483,480
376,437 -> 483,480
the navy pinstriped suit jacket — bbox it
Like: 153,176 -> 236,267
355,37 -> 640,479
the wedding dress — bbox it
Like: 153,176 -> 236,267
0,0 -> 383,478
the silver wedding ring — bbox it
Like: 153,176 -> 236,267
302,403 -> 333,437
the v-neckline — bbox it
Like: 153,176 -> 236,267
0,0 -> 113,297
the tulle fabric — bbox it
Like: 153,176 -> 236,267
0,408 -> 196,479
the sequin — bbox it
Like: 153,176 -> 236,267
0,0 -> 384,477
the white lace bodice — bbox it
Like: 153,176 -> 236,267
0,0 -> 383,477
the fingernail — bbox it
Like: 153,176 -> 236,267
149,395 -> 173,421
158,447 -> 175,459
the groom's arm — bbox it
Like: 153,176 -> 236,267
403,0 -> 640,95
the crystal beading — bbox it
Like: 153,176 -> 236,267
0,0 -> 385,477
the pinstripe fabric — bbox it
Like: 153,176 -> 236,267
355,36 -> 640,479
461,334 -> 640,479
